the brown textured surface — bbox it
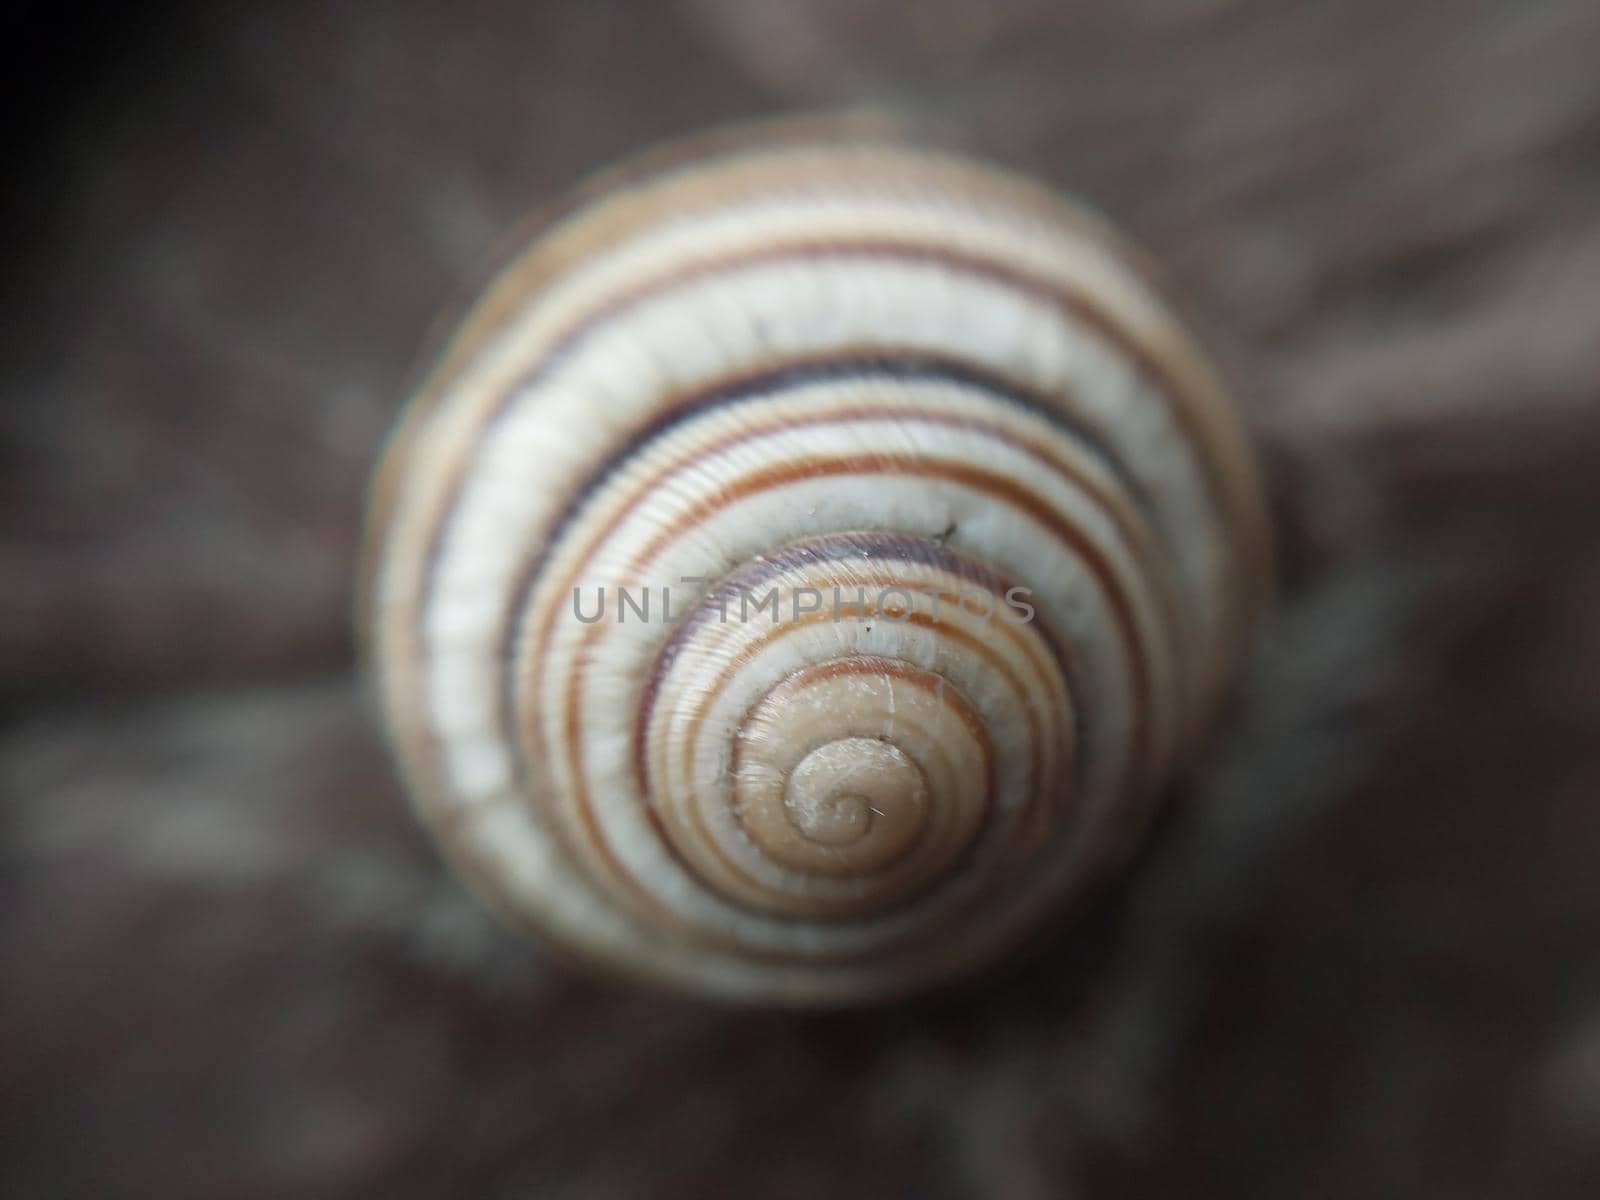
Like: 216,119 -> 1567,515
4,2 -> 1600,1196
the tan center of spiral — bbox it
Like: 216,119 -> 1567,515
784,737 -> 927,848
729,656 -> 989,895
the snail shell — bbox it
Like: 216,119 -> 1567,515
363,125 -> 1272,1005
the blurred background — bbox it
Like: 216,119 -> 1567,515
4,2 -> 1600,1196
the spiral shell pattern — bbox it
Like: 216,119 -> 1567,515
364,130 -> 1273,1004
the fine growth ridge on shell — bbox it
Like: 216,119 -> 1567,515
362,122 -> 1274,1005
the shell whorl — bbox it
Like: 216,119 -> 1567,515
364,132 -> 1272,1004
